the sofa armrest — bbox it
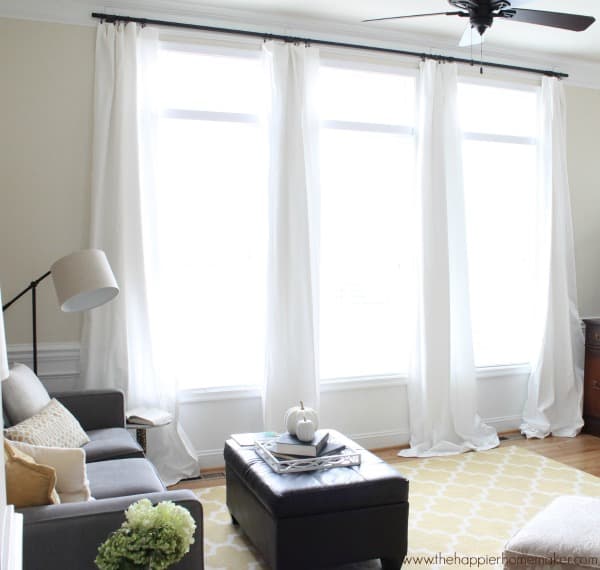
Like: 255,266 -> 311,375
20,490 -> 203,570
50,390 -> 126,430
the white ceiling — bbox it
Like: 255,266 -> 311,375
186,0 -> 600,62
1,0 -> 599,70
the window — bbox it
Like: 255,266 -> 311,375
317,61 -> 417,381
318,72 -> 539,378
154,43 -> 268,390
459,80 -> 538,367
150,41 -> 538,391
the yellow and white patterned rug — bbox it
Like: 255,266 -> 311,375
195,445 -> 600,569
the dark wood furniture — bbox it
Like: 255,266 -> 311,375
583,319 -> 600,436
224,430 -> 409,569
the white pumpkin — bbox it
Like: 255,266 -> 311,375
284,401 -> 319,435
295,416 -> 315,442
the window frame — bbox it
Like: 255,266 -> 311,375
156,38 -> 270,394
317,55 -> 418,384
154,40 -> 537,395
458,74 -> 540,370
316,68 -> 539,386
458,76 -> 539,145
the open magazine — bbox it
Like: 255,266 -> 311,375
126,408 -> 173,427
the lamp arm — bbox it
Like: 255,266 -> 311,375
2,270 -> 51,375
2,271 -> 51,312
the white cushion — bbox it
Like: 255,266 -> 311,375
9,440 -> 92,503
4,398 -> 90,448
503,495 -> 600,570
2,363 -> 51,424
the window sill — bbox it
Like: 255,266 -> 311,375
177,363 -> 531,403
321,363 -> 531,391
321,374 -> 407,392
178,385 -> 261,404
476,363 -> 531,378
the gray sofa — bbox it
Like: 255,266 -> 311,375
4,389 -> 204,570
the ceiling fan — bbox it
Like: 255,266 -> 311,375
363,1 -> 596,47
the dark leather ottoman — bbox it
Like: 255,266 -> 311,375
224,430 -> 409,569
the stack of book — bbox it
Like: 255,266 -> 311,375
126,407 -> 173,426
271,430 -> 345,459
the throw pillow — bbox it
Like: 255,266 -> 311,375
2,362 -> 51,424
4,398 -> 90,448
4,440 -> 61,507
9,440 -> 92,503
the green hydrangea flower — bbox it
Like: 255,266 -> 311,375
95,499 -> 196,570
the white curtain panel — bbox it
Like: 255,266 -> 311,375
400,61 -> 499,457
521,78 -> 584,439
82,23 -> 199,485
262,41 -> 321,431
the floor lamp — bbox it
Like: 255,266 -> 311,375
1,290 -> 9,382
1,249 -> 119,375
1,289 -> 10,504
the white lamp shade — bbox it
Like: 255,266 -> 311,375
0,290 -> 9,381
50,249 -> 119,312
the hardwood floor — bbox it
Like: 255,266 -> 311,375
378,432 -> 600,477
501,432 -> 600,477
170,432 -> 600,490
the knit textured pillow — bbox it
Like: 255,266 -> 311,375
4,398 -> 90,448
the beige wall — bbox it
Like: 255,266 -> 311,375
0,17 -> 599,348
566,85 -> 600,318
0,18 -> 95,344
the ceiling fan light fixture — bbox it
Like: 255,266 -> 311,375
362,0 -> 595,39
471,15 -> 493,36
459,25 -> 485,47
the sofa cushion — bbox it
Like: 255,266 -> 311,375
9,440 -> 92,503
83,427 -> 144,463
3,363 -> 51,425
87,457 -> 165,499
4,398 -> 90,448
4,440 -> 61,507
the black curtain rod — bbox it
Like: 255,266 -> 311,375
91,12 -> 567,79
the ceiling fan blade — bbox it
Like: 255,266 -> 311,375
501,8 -> 595,32
459,25 -> 484,47
363,11 -> 464,23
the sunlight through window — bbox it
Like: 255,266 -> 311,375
459,81 -> 538,367
150,44 -> 540,390
154,44 -> 268,390
318,63 -> 417,380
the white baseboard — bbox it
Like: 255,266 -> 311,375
196,428 -> 411,470
197,447 -> 226,470
484,414 -> 522,433
350,429 -> 410,450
